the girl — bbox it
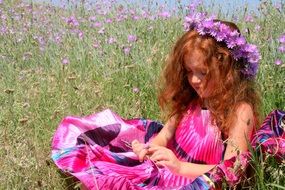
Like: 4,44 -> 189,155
52,13 -> 284,189
132,17 -> 261,180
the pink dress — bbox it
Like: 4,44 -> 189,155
51,104 -> 285,189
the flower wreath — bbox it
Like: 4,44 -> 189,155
183,12 -> 261,79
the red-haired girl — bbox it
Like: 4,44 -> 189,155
132,17 -> 261,178
52,13 -> 285,190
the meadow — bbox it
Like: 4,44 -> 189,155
0,0 -> 284,189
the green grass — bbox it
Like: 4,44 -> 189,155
0,0 -> 284,189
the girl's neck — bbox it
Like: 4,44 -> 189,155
198,98 -> 208,110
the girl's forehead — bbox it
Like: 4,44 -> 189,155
183,51 -> 208,69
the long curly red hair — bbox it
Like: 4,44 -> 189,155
158,20 -> 261,134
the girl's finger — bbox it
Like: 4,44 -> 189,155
155,160 -> 167,168
150,152 -> 167,162
131,139 -> 139,147
148,146 -> 163,153
138,148 -> 149,162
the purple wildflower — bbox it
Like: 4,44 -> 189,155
279,34 -> 285,44
275,59 -> 282,65
274,3 -> 282,10
0,26 -> 8,35
54,35 -> 62,44
278,46 -> 285,53
78,30 -> 84,39
107,37 -> 116,44
127,35 -> 137,43
105,18 -> 113,23
123,46 -> 131,55
132,87 -> 140,93
116,14 -> 127,22
245,15 -> 254,22
89,16 -> 96,22
187,0 -> 202,12
93,22 -> 102,28
141,10 -> 149,19
93,41 -> 100,49
66,16 -> 79,27
158,11 -> 171,19
62,57 -> 70,65
132,15 -> 140,20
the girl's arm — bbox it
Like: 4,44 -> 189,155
150,103 -> 254,179
132,115 -> 177,161
150,115 -> 177,146
222,102 -> 254,160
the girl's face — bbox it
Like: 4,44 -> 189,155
183,51 -> 216,98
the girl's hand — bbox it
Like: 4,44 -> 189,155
148,145 -> 181,175
131,139 -> 150,162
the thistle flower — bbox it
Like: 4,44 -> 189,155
62,57 -> 70,65
107,37 -> 116,44
158,11 -> 171,19
245,15 -> 254,22
88,16 -> 96,22
93,41 -> 100,49
275,59 -> 282,65
93,22 -> 102,28
123,46 -> 131,55
279,34 -> 285,44
105,18 -> 112,23
278,46 -> 285,53
132,87 -> 140,93
127,35 -> 137,43
78,30 -> 84,39
66,16 -> 79,27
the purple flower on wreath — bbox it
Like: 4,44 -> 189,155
236,37 -> 246,46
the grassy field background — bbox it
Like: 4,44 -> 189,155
0,0 -> 284,189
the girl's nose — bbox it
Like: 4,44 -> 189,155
191,74 -> 201,84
